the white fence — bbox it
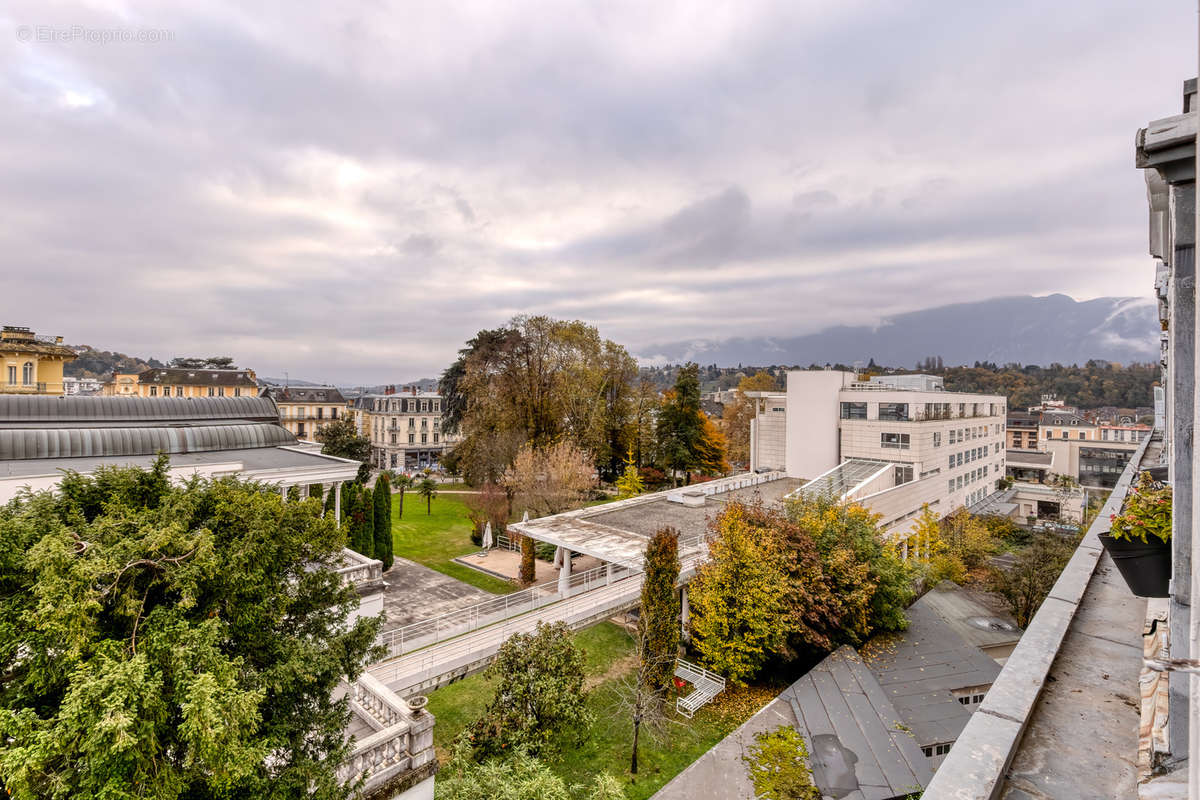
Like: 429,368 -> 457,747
378,561 -> 640,659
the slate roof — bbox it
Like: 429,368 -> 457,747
786,646 -> 933,799
860,590 -> 1002,748
1040,411 -> 1094,427
265,386 -> 347,404
135,367 -> 257,387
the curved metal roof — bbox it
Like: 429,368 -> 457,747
0,395 -> 279,427
0,423 -> 295,461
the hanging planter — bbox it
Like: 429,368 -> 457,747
1099,472 -> 1171,598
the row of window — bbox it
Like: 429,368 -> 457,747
948,465 -> 989,493
283,406 -> 339,420
5,362 -> 35,385
370,398 -> 441,413
840,401 -> 1005,422
922,743 -> 953,758
149,385 -> 244,397
948,444 -> 998,470
389,432 -> 439,444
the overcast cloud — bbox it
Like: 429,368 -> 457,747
0,1 -> 1193,382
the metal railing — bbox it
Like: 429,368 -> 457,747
378,561 -> 641,659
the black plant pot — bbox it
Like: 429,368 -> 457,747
1099,533 -> 1171,598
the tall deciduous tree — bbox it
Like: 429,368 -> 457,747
315,417 -> 372,464
689,503 -> 790,685
0,457 -> 381,800
373,474 -> 393,571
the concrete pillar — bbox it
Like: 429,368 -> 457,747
606,562 -> 615,586
681,586 -> 690,642
1169,183 -> 1195,759
558,548 -> 572,597
334,482 -> 342,521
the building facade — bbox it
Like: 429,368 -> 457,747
105,367 -> 258,398
261,386 -> 349,442
61,376 -> 102,395
753,370 -> 1007,542
1039,410 -> 1098,441
0,325 -> 76,395
1005,411 -> 1040,449
354,389 -> 457,472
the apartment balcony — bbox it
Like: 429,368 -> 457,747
0,382 -> 56,394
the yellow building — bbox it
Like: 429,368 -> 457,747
0,325 -> 76,395
262,386 -> 350,441
104,367 -> 258,398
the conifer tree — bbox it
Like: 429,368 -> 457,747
373,474 -> 393,571
638,527 -> 681,699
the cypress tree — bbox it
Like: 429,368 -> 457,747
520,535 -> 536,585
323,483 -> 337,518
373,474 -> 393,571
639,527 -> 681,700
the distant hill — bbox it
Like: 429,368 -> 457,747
64,346 -> 163,380
638,295 -> 1159,368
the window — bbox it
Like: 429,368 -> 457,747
207,387 -> 214,397
878,403 -> 909,421
881,432 -> 910,449
22,362 -> 34,385
840,402 -> 867,420
956,453 -> 963,467
948,480 -> 955,494
317,407 -> 324,420
1061,431 -> 1069,439
949,430 -> 958,444
956,476 -> 963,490
298,422 -> 306,436
1078,431 -> 1086,440
390,433 -> 397,444
433,433 -> 439,442
6,366 -> 15,384
149,386 -> 157,396
421,400 -> 429,412
421,418 -> 428,429
409,417 -> 415,429
948,456 -> 954,470
408,433 -> 415,443
1012,439 -> 1022,448
894,465 -> 913,484
433,400 -> 440,412
219,387 -> 226,397
176,386 -> 183,397
234,388 -> 242,397
421,433 -> 428,443
933,431 -> 941,447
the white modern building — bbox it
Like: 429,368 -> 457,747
751,371 -> 1007,542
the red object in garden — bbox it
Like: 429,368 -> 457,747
674,677 -> 686,690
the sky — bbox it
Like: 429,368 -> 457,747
0,1 -> 1194,383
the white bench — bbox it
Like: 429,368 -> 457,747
674,659 -> 726,718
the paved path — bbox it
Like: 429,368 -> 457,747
378,557 -> 494,631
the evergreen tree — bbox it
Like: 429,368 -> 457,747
373,474 -> 393,571
639,527 -> 681,700
615,449 -> 646,498
656,363 -> 705,486
520,534 -> 537,585
323,483 -> 337,517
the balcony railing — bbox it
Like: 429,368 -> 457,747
336,672 -> 434,794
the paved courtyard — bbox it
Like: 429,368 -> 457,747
454,549 -> 601,584
378,556 -> 495,632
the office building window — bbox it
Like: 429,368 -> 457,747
894,465 -> 913,484
948,456 -> 954,470
881,433 -> 910,449
948,480 -> 955,494
933,431 -> 941,447
840,402 -> 867,420
878,403 -> 909,421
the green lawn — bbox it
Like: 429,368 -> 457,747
425,622 -> 774,799
390,492 -> 514,594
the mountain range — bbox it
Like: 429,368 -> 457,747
637,294 -> 1159,368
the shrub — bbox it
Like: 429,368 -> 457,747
1110,472 -> 1171,543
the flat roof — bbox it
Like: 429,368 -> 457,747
509,473 -> 802,568
1006,449 -> 1053,466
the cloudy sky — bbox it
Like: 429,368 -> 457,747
1,1 -> 1193,383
